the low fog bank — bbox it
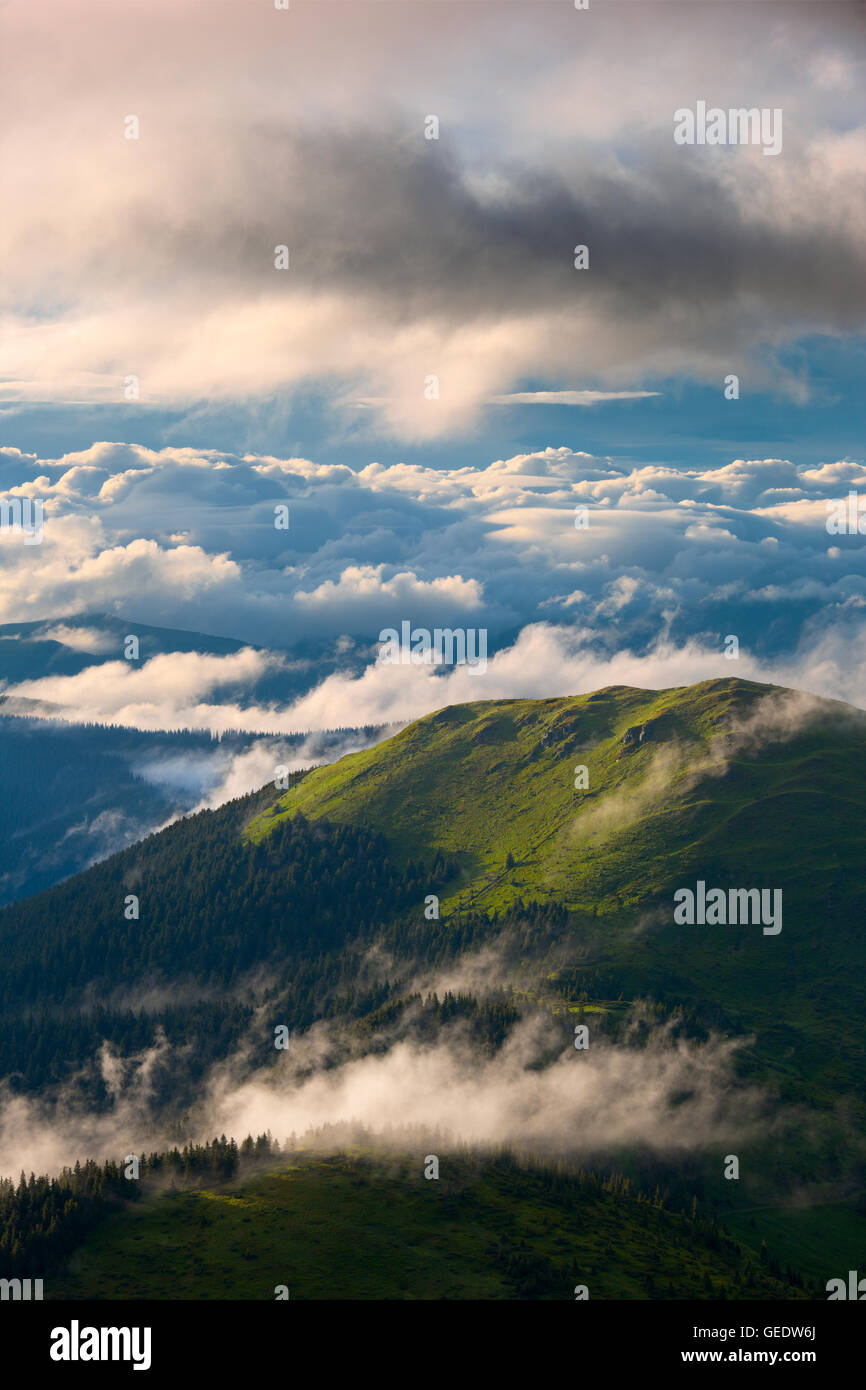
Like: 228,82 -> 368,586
0,1004 -> 780,1183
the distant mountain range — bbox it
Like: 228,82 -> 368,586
0,614 -> 387,903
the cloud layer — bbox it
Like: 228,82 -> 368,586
3,441 -> 866,729
1,1 -> 864,437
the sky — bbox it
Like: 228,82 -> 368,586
1,0 -> 865,730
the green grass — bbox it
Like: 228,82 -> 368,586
245,677 -> 866,1104
49,1153 -> 805,1301
247,678 -> 863,923
39,677 -> 866,1301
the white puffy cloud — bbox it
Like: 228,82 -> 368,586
294,565 -> 484,621
234,620 -> 866,733
4,649 -> 285,733
3,441 -> 866,729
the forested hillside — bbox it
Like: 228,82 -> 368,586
2,678 -> 866,1297
5,1138 -> 811,1301
0,775 -> 462,1100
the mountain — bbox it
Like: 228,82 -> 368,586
248,677 -> 866,1103
0,614 -> 250,686
0,612 -> 372,707
0,718 -> 260,905
2,675 -> 865,1296
0,614 -> 391,902
0,774 -> 459,1098
0,715 -> 389,906
0,618 -> 275,902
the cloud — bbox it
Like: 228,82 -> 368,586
205,1015 -> 773,1163
0,1007 -> 776,1180
294,564 -> 484,620
1,2 -> 864,437
28,624 -> 116,655
4,442 -> 866,727
489,391 -> 661,406
2,649 -> 288,733
137,728 -> 392,812
136,620 -> 859,737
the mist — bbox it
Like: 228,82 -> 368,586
0,1002 -> 779,1183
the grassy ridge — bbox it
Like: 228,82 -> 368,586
247,677 -> 861,917
246,678 -> 866,1102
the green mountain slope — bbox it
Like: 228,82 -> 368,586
0,782 -> 456,1096
3,677 -> 866,1296
50,1152 -> 807,1302
3,676 -> 864,1107
248,677 -> 859,914
248,678 -> 866,1102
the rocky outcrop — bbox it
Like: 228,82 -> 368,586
619,720 -> 655,755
